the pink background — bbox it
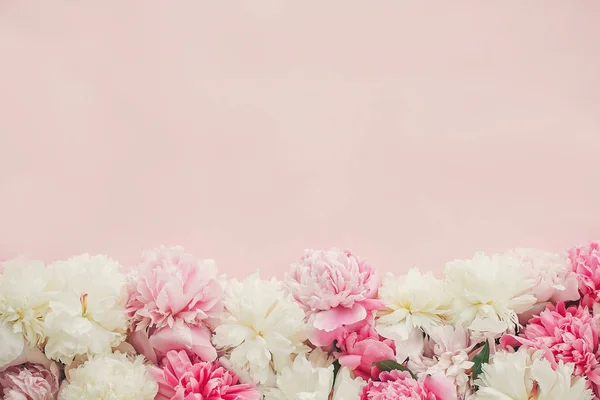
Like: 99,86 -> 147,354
1,2 -> 599,278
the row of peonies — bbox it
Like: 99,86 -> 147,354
0,243 -> 599,399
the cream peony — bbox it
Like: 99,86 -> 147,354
58,352 -> 158,400
213,273 -> 307,385
376,269 -> 451,342
0,259 -> 54,347
44,254 -> 129,363
473,349 -> 593,400
445,252 -> 536,335
263,352 -> 334,400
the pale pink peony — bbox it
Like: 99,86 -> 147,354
149,350 -> 260,400
511,248 -> 580,323
360,370 -> 457,400
284,248 -> 385,346
569,242 -> 600,311
0,363 -> 60,400
335,324 -> 396,380
126,246 -> 223,363
501,302 -> 600,395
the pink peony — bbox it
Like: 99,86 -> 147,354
284,248 -> 385,346
512,249 -> 580,323
335,324 -> 396,380
501,302 -> 600,395
0,363 -> 60,400
126,246 -> 223,363
569,242 -> 600,311
149,350 -> 260,400
360,370 -> 457,400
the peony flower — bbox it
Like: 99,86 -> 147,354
376,269 -> 451,342
511,248 -> 580,323
444,252 -> 536,336
213,273 -> 307,385
473,348 -> 593,400
284,249 -> 384,347
263,352 -> 334,400
501,302 -> 600,395
334,323 -> 396,380
569,242 -> 600,313
360,370 -> 457,400
59,352 -> 157,400
126,246 -> 223,363
332,367 -> 366,400
0,362 -> 60,400
409,325 -> 474,398
149,350 -> 259,400
43,254 -> 129,364
0,259 -> 54,347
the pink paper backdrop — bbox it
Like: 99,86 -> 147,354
1,2 -> 599,278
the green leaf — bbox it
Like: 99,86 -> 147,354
331,360 -> 341,387
374,360 -> 417,380
471,340 -> 491,384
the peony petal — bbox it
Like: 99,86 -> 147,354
129,329 -> 158,364
0,323 -> 25,371
313,304 -> 367,332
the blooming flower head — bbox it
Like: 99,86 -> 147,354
360,370 -> 457,400
127,246 -> 223,331
410,325 -> 474,398
501,302 -> 600,395
444,252 -> 536,336
43,254 -> 129,364
126,246 -> 223,363
149,350 -> 260,400
376,268 -> 451,342
0,259 -> 53,347
213,273 -> 307,385
284,249 -> 384,347
334,324 -> 396,380
511,248 -> 580,323
59,352 -> 158,400
569,242 -> 600,312
263,352 -> 334,400
0,362 -> 60,400
473,348 -> 593,400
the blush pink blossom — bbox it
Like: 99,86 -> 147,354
0,363 -> 60,400
511,249 -> 580,324
149,350 -> 260,400
360,370 -> 457,400
335,324 -> 396,380
126,246 -> 223,363
501,302 -> 600,395
569,242 -> 600,311
284,248 -> 385,346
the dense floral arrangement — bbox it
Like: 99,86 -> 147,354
1,242 -> 600,399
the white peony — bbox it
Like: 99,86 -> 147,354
44,254 -> 129,363
263,352 -> 334,400
376,269 -> 451,342
445,252 -> 536,335
58,352 -> 158,400
473,349 -> 593,400
419,325 -> 474,398
331,367 -> 365,400
0,259 -> 54,346
213,273 -> 307,385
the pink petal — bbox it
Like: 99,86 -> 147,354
313,304 -> 367,332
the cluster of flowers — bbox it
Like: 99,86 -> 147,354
1,242 -> 600,399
